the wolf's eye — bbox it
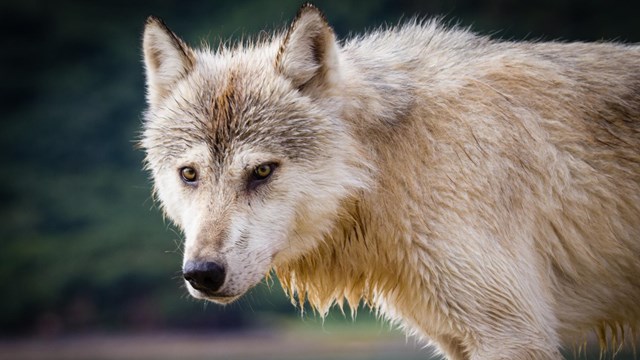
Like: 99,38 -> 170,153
254,164 -> 273,180
248,163 -> 277,190
180,167 -> 198,183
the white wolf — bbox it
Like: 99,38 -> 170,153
141,4 -> 640,359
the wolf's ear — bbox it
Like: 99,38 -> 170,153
276,4 -> 341,95
143,16 -> 195,107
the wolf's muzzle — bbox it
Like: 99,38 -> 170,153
183,260 -> 226,294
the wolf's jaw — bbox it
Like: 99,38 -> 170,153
206,295 -> 240,305
192,289 -> 241,304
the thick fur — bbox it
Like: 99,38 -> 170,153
141,5 -> 640,359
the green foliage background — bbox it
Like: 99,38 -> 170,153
1,0 -> 638,340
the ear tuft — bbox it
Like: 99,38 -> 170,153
276,4 -> 341,95
143,17 -> 195,107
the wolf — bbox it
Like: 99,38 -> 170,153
140,4 -> 640,359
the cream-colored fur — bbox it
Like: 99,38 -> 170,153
141,5 -> 640,359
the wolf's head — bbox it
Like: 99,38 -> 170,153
141,5 -> 369,303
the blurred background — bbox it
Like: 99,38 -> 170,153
1,0 -> 638,359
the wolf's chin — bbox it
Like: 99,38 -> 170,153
187,285 -> 243,304
205,295 -> 241,305
191,289 -> 242,304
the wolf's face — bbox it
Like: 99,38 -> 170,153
141,7 -> 368,303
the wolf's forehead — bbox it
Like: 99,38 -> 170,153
161,69 -> 330,166
200,71 -> 257,160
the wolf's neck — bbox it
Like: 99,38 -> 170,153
275,193 -> 413,315
274,50 -> 426,315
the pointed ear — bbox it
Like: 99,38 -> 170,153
276,4 -> 341,95
142,16 -> 195,107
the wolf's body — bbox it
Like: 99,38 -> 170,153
141,5 -> 640,359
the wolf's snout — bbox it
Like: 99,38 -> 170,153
183,260 -> 226,294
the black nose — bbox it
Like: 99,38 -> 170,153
183,261 -> 226,294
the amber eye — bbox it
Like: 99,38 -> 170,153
180,167 -> 198,183
254,163 -> 273,180
248,163 -> 277,190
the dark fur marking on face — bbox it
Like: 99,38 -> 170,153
236,230 -> 250,251
204,72 -> 241,169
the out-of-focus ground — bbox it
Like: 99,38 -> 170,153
0,318 -> 430,360
1,318 -> 637,360
0,332 -> 427,360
